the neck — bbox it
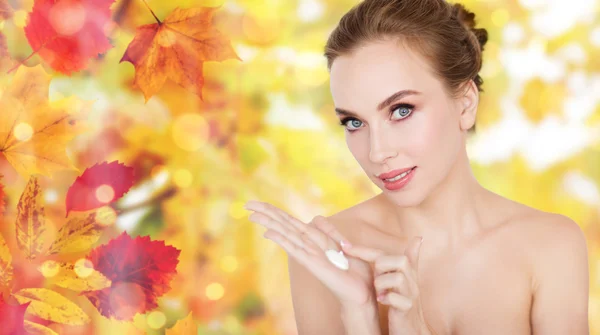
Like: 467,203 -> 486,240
381,147 -> 489,251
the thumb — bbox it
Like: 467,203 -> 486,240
311,215 -> 352,247
341,243 -> 386,263
404,236 -> 423,272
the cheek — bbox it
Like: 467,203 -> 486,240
409,108 -> 459,164
409,112 -> 443,153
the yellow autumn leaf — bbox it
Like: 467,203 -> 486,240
0,64 -> 91,178
166,312 -> 196,335
15,176 -> 47,260
43,262 -> 111,292
0,232 -> 13,289
46,209 -> 112,255
12,287 -> 90,325
24,321 -> 59,335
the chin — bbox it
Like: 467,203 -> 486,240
379,187 -> 426,208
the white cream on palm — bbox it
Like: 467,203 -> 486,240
325,249 -> 349,270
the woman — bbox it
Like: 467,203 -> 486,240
244,0 -> 590,334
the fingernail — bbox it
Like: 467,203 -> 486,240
341,240 -> 352,249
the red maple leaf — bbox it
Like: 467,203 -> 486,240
22,0 -> 115,75
0,295 -> 30,335
65,161 -> 135,217
82,232 -> 180,320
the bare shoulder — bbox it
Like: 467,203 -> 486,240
502,203 -> 588,287
504,204 -> 590,332
507,205 -> 587,254
319,196 -> 378,241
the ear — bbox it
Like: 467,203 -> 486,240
458,79 -> 479,131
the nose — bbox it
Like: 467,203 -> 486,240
369,131 -> 398,164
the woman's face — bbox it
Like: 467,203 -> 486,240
329,38 -> 474,207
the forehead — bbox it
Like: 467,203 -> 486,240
329,39 -> 440,108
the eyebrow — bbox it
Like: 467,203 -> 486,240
334,89 -> 421,117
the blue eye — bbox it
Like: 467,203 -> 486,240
339,103 -> 415,132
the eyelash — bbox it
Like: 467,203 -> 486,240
338,103 -> 415,133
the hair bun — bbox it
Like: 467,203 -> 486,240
451,3 -> 488,50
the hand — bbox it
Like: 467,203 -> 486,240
244,200 -> 377,308
341,236 -> 433,335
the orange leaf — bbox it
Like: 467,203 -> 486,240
65,161 -> 135,217
15,176 -> 47,261
83,232 -> 180,320
120,6 -> 241,102
166,312 -> 196,334
22,0 -> 115,75
0,65 -> 90,178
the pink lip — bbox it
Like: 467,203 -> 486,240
377,166 -> 416,180
382,167 -> 416,191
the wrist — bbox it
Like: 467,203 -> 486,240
340,295 -> 377,314
340,297 -> 382,335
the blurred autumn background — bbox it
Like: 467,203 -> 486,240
0,0 -> 598,334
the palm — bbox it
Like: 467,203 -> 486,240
293,226 -> 375,305
245,201 -> 376,306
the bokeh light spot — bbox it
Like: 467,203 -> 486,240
49,1 -> 86,36
147,310 -> 167,329
95,184 -> 115,203
205,282 -> 225,300
14,122 -> 33,141
220,256 -> 238,273
74,258 -> 94,278
40,260 -> 59,278
95,206 -> 117,226
109,282 -> 146,320
229,202 -> 247,219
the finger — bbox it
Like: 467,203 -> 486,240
264,229 -> 318,260
378,291 -> 413,312
244,200 -> 307,245
298,230 -> 324,256
259,201 -> 310,233
341,243 -> 386,263
312,215 -> 352,247
374,255 -> 419,296
250,212 -> 305,248
296,216 -> 343,252
374,271 -> 411,297
265,230 -> 344,277
404,236 -> 424,273
373,254 -> 411,277
245,201 -> 305,233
